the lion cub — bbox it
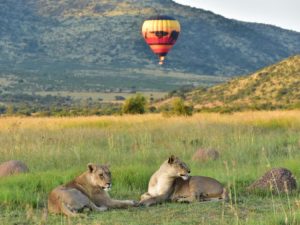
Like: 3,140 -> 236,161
140,155 -> 227,206
48,163 -> 137,217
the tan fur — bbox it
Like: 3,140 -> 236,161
140,156 -> 227,207
171,176 -> 228,202
48,163 -> 137,217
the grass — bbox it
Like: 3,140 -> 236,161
0,111 -> 300,224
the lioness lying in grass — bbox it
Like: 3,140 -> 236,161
48,163 -> 137,217
140,155 -> 228,207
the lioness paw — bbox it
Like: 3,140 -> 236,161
124,200 -> 139,206
140,192 -> 151,201
138,200 -> 152,207
98,206 -> 108,211
176,198 -> 191,203
131,200 -> 139,207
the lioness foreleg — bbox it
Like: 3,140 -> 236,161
106,199 -> 137,209
139,194 -> 169,207
88,201 -> 108,212
171,194 -> 197,203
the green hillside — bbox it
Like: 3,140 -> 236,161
1,0 -> 300,78
185,55 -> 300,111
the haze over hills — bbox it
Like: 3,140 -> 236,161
180,55 -> 300,111
0,0 -> 300,94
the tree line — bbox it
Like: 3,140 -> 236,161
0,93 -> 193,117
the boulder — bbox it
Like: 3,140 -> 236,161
247,168 -> 297,194
0,160 -> 29,177
192,148 -> 220,162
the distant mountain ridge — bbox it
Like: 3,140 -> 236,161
182,55 -> 300,111
1,0 -> 300,76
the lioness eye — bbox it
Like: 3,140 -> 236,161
99,174 -> 104,178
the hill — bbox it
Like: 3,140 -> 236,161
1,0 -> 300,94
182,55 -> 300,111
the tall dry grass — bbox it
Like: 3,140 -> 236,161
1,110 -> 299,131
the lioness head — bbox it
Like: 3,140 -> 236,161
87,163 -> 112,191
166,155 -> 190,180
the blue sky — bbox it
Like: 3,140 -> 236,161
174,0 -> 300,32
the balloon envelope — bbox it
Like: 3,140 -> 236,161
142,16 -> 181,65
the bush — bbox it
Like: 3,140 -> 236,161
122,94 -> 147,114
161,98 -> 193,116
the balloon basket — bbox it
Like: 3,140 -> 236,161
159,56 -> 165,65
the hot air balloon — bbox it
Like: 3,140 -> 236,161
142,16 -> 181,65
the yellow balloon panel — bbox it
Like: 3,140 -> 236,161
142,20 -> 181,36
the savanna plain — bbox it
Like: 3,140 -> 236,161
0,111 -> 300,225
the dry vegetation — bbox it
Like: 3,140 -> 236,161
185,55 -> 300,111
1,110 -> 299,131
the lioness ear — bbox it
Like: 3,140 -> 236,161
168,155 -> 176,164
87,163 -> 95,173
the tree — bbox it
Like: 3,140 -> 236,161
172,97 -> 193,116
122,94 -> 147,114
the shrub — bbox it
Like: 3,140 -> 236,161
122,94 -> 147,114
171,97 -> 193,116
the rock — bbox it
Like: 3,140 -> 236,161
192,149 -> 220,162
0,160 -> 29,177
247,168 -> 297,194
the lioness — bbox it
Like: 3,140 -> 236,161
48,163 -> 137,217
140,155 -> 228,206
